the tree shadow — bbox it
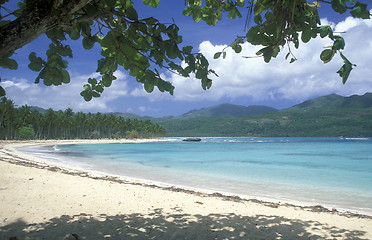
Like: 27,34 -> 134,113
0,209 -> 369,240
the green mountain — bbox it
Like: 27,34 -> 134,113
285,93 -> 372,112
156,93 -> 372,137
29,106 -> 46,113
112,112 -> 142,119
178,104 -> 277,119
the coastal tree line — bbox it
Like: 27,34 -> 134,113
0,97 -> 165,140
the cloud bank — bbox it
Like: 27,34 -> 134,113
2,71 -> 129,112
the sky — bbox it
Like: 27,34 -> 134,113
1,1 -> 372,117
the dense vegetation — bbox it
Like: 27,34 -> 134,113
0,97 -> 165,140
155,93 -> 372,137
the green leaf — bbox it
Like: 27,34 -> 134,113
28,52 -> 44,71
95,85 -> 104,93
235,0 -> 245,8
337,52 -> 355,84
318,26 -> 333,38
201,77 -> 212,90
350,3 -> 370,19
28,62 -> 43,72
320,49 -> 336,63
151,0 -> 160,8
126,6 -> 138,20
206,14 -> 219,26
69,26 -> 81,40
228,7 -> 242,19
144,81 -> 154,93
182,46 -> 193,54
55,44 -> 73,57
233,44 -> 242,53
331,0 -> 347,14
92,91 -> 101,98
80,90 -> 92,101
230,37 -> 244,53
192,9 -> 203,22
0,86 -> 5,97
60,70 -> 70,83
100,33 -> 116,49
157,80 -> 174,95
88,78 -> 97,85
166,43 -> 180,59
82,36 -> 96,50
80,22 -> 92,37
102,73 -> 116,87
256,46 -> 273,63
0,58 -> 18,69
183,7 -> 193,16
254,14 -> 262,25
213,52 -> 222,59
254,1 -> 267,15
46,28 -> 66,43
143,0 -> 160,8
83,84 -> 91,91
332,36 -> 345,50
301,29 -> 312,43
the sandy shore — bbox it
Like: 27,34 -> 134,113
1,140 -> 372,240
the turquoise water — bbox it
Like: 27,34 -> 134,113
24,137 -> 372,213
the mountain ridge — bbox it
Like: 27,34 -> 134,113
176,103 -> 277,119
155,93 -> 372,137
23,93 -> 372,137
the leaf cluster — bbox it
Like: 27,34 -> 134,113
74,0 -> 217,100
1,0 -> 217,100
204,0 -> 370,83
0,0 -> 370,99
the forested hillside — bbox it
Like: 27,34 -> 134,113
156,93 -> 372,137
0,97 -> 165,140
177,104 -> 277,119
3,93 -> 372,139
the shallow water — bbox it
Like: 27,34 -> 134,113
22,137 -> 372,214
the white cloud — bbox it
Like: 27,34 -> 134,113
2,70 -> 130,112
138,106 -> 159,113
134,16 -> 372,104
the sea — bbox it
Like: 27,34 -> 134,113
21,137 -> 372,214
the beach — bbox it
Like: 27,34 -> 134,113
1,140 -> 372,240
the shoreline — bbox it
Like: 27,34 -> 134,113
1,139 -> 372,239
6,139 -> 372,218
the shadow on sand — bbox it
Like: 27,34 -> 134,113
0,209 -> 368,240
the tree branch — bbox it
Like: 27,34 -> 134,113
0,0 -> 93,58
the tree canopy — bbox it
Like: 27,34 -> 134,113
0,0 -> 370,100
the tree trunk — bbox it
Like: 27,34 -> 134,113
0,0 -> 92,58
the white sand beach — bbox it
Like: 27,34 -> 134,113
0,140 -> 371,240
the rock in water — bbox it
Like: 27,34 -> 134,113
182,138 -> 201,142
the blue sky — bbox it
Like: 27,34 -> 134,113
1,1 -> 372,117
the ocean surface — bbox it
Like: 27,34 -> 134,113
22,137 -> 372,214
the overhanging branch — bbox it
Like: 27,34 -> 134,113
0,0 -> 93,58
